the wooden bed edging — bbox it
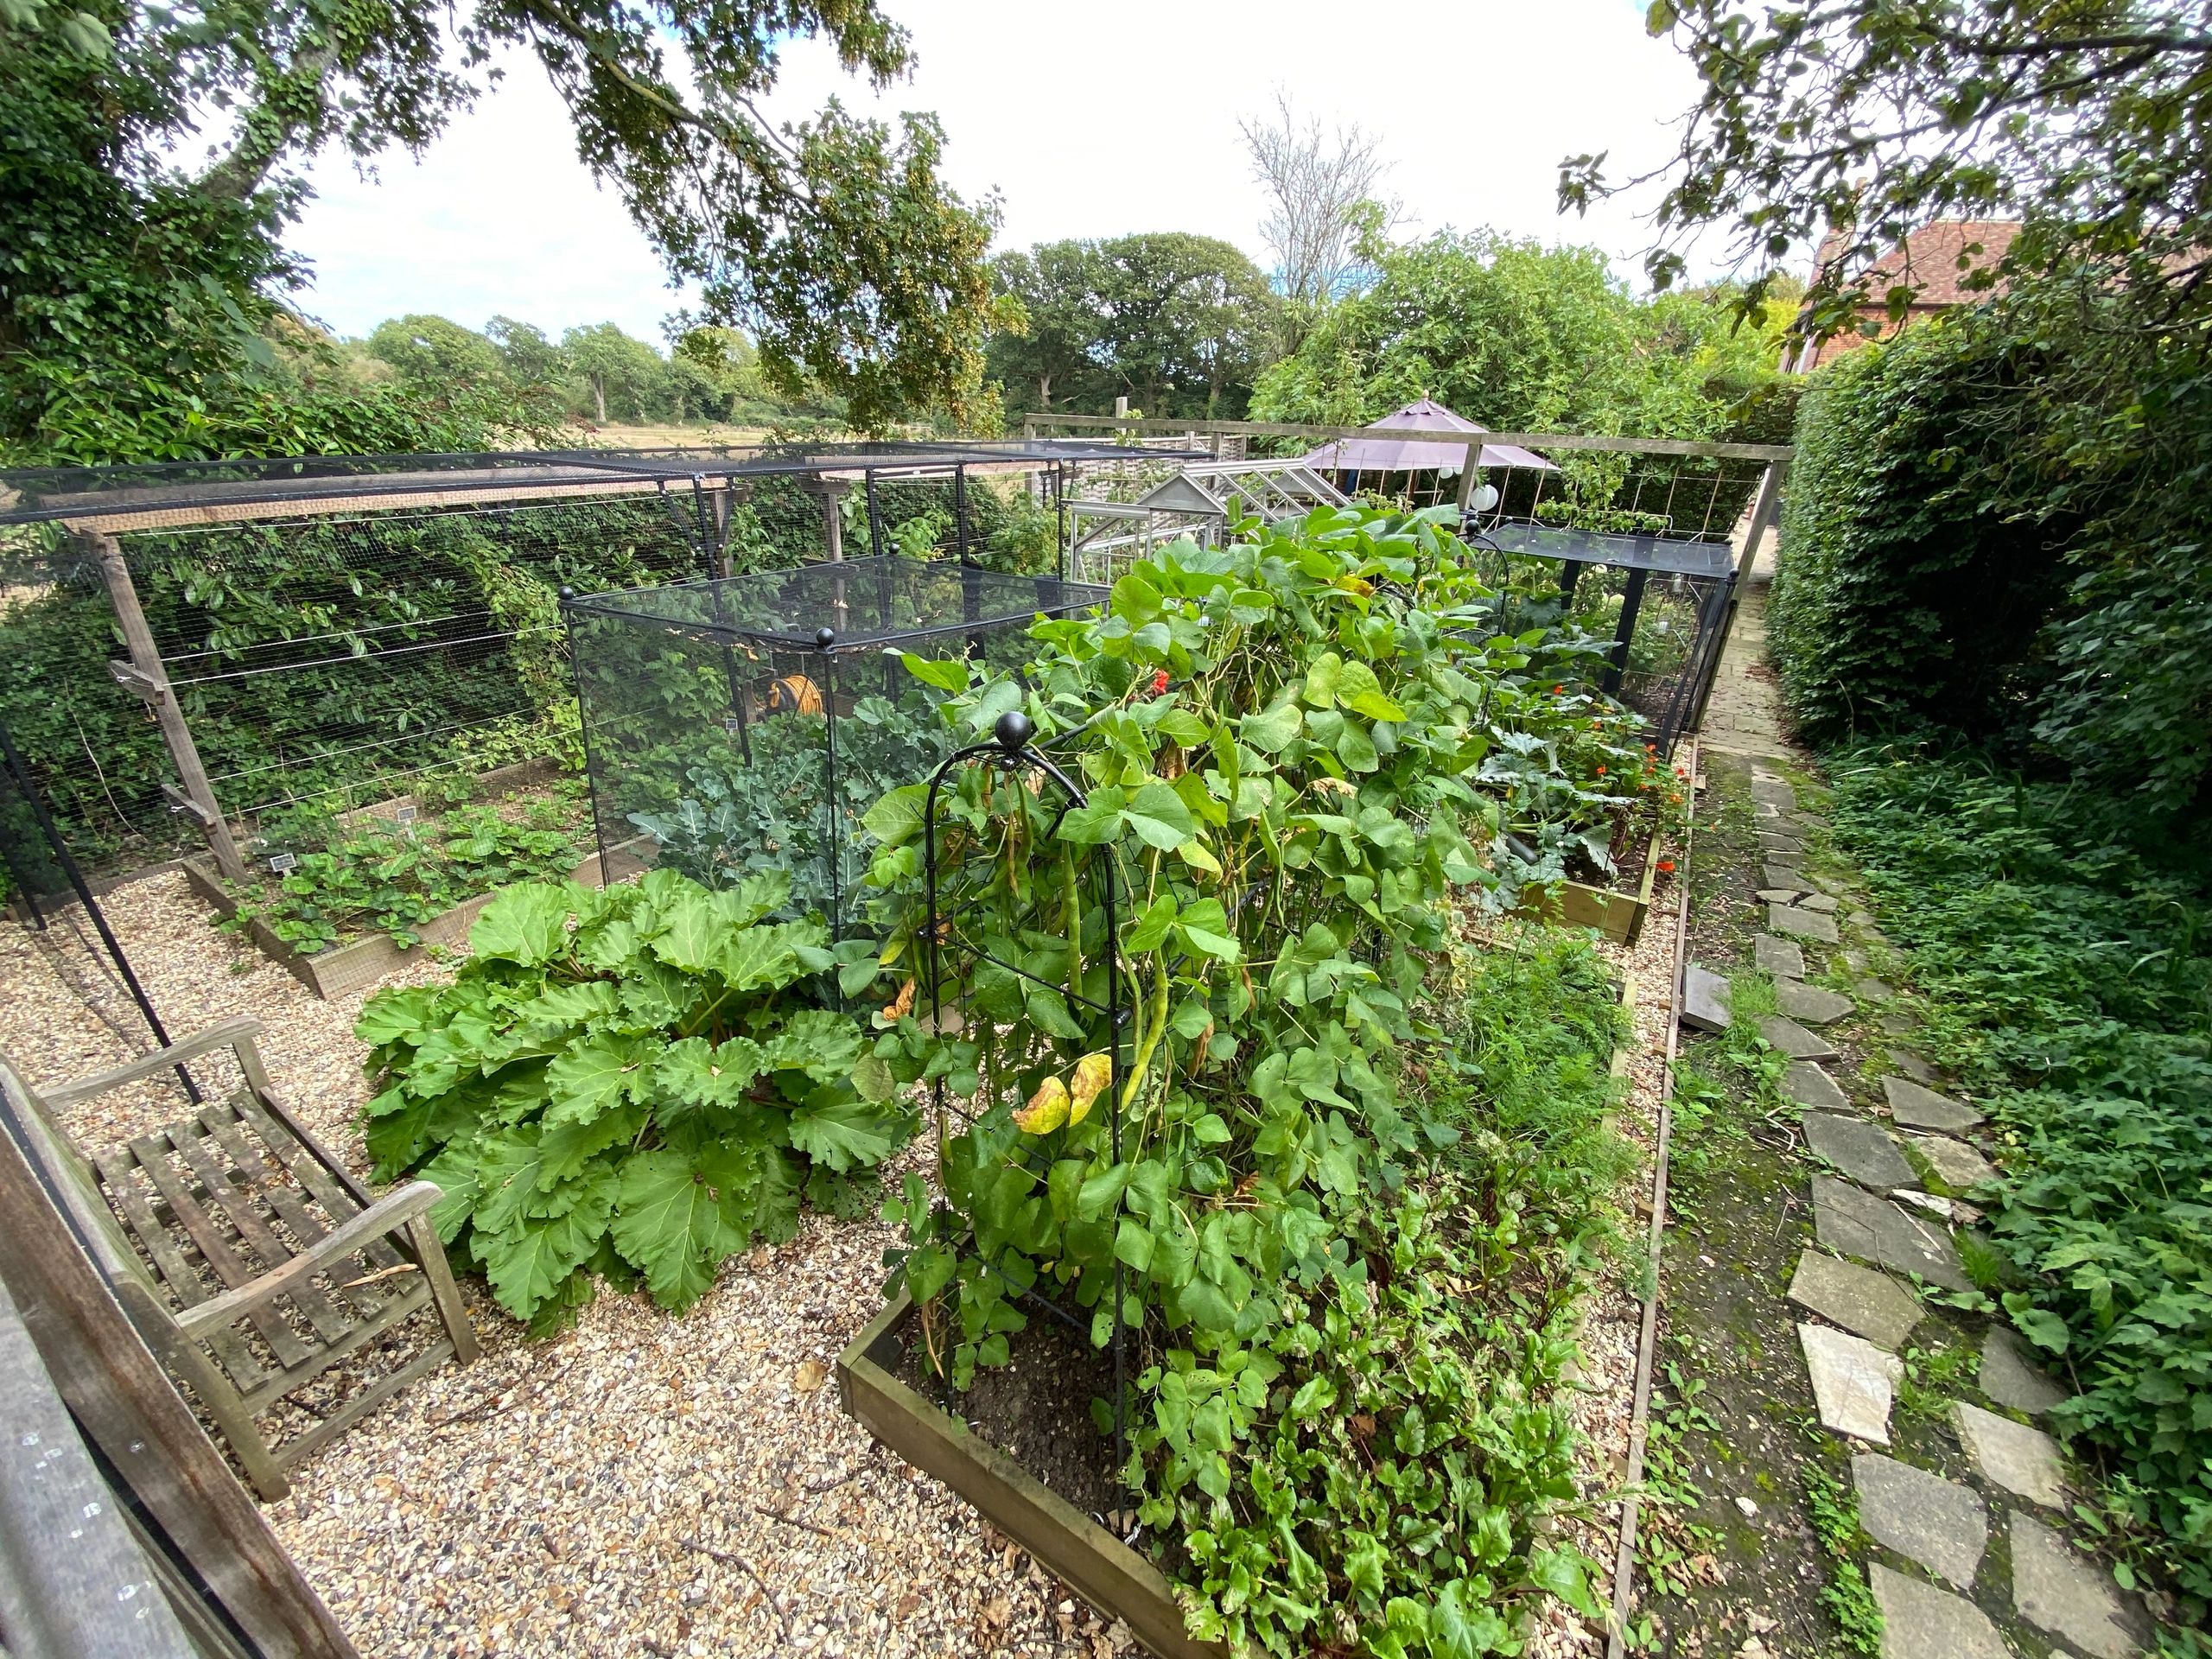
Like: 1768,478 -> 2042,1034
182,851 -> 605,1000
836,1292 -> 1226,1659
1514,826 -> 1662,946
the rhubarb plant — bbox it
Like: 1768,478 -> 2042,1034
356,869 -> 912,1329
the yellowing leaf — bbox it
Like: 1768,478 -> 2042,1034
1067,1052 -> 1113,1125
1014,1075 -> 1071,1134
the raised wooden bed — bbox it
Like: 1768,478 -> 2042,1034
181,850 -> 606,1001
837,1293 -> 1225,1659
1515,826 -> 1662,946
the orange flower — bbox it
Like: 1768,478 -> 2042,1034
1550,683 -> 1564,695
1595,765 -> 1607,776
1657,858 -> 1675,874
1668,792 -> 1681,804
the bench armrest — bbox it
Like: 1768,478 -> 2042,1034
173,1180 -> 443,1342
41,1017 -> 265,1108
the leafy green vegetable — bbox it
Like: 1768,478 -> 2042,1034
864,506 -> 1642,1653
356,870 -> 912,1325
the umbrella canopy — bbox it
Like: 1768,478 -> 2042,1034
1299,397 -> 1554,474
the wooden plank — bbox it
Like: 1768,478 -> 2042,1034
197,1108 -> 406,1309
229,1090 -> 377,1213
1018,413 -> 1796,462
125,1134 -> 315,1372
39,1014 -> 262,1109
90,1147 -> 268,1395
0,1273 -> 199,1659
235,1285 -> 434,1416
167,1123 -> 353,1344
83,531 -> 246,880
837,1294 -> 1222,1659
0,1096 -> 363,1659
172,1183 -> 440,1344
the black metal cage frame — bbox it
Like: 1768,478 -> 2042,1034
560,556 -> 1109,940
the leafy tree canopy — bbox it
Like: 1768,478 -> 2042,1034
1564,0 -> 2212,333
988,233 -> 1279,420
1,0 -> 995,463
1249,228 -> 1788,438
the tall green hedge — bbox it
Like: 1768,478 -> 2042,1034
1769,322 -> 2071,742
1771,272 -> 2212,821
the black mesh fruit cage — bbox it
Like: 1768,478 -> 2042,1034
560,556 -> 1109,939
1459,523 -> 1738,758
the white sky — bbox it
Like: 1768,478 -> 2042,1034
288,0 -> 1732,348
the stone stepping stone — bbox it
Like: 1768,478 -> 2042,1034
1786,1250 -> 1923,1351
1884,1077 -> 1983,1132
1783,1059 -> 1852,1113
1896,1189 -> 1955,1221
1751,777 -> 1798,809
1764,861 -> 1814,891
1878,1011 -> 1916,1036
1756,887 -> 1802,904
1758,832 -> 1803,857
2010,1511 -> 2152,1659
1803,1113 -> 1916,1192
1799,1322 -> 1902,1443
1870,1564 -> 2010,1659
1916,1135 -> 1996,1191
1769,903 -> 1840,944
1953,1402 -> 2065,1507
1857,976 -> 1897,1001
1681,963 -> 1733,1033
1853,1452 -> 1987,1588
1811,1175 -> 1971,1290
1981,1327 -> 2068,1417
1754,934 -> 1806,978
1758,1014 -> 1838,1061
1798,893 -> 1840,913
1886,1046 -> 1937,1083
1776,981 -> 1855,1024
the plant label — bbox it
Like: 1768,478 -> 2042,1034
268,851 -> 298,874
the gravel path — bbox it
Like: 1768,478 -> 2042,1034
0,863 -> 1675,1659
0,872 -> 1132,1659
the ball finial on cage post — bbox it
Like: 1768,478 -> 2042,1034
993,710 -> 1033,753
557,585 -> 575,605
814,626 -> 836,651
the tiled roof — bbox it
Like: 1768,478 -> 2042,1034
1812,220 -> 2022,306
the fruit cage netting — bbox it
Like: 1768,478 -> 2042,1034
0,442 -> 1165,883
562,556 -> 1109,941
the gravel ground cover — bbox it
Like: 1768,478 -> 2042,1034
0,861 -> 1678,1659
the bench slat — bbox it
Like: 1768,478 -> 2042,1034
92,1147 -> 270,1395
168,1120 -> 354,1344
125,1133 -> 317,1373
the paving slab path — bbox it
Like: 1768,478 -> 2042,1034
1627,580 -> 2168,1658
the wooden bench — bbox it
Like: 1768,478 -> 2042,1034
0,1015 -> 478,1500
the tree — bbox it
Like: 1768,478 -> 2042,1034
1250,228 -> 1782,439
984,234 -> 1277,420
1,0 -> 996,464
561,323 -> 668,425
486,316 -> 569,390
1560,1 -> 2212,332
987,243 -> 1113,414
1237,91 -> 1395,346
367,315 -> 508,391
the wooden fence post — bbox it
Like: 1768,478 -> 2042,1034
0,1109 -> 359,1659
1455,440 -> 1484,514
80,531 -> 247,881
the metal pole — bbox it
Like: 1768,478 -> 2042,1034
0,718 -> 200,1103
1605,568 -> 1649,699
817,627 -> 842,941
83,531 -> 245,881
864,471 -> 886,562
